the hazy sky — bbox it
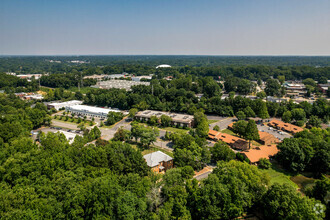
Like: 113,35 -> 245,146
1,0 -> 330,55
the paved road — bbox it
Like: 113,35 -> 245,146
99,118 -> 132,140
154,139 -> 174,151
52,120 -> 79,130
194,171 -> 212,180
209,117 -> 235,130
206,115 -> 226,120
258,124 -> 291,141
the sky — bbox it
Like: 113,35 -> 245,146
0,0 -> 330,55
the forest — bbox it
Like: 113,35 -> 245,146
0,56 -> 329,219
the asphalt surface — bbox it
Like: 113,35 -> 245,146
209,117 -> 235,130
194,171 -> 212,180
257,124 -> 292,141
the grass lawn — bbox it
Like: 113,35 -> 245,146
52,117 -> 94,126
221,129 -> 237,136
162,126 -> 189,134
136,122 -> 189,134
260,166 -> 298,189
208,119 -> 219,124
290,175 -> 315,193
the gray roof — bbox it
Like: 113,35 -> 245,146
143,151 -> 173,167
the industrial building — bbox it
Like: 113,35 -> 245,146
66,105 -> 121,119
47,100 -> 83,110
91,80 -> 150,91
135,110 -> 194,128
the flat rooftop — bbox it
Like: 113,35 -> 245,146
49,100 -> 82,106
91,80 -> 150,91
136,110 -> 194,123
67,105 -> 121,114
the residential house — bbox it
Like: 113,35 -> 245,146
143,151 -> 173,173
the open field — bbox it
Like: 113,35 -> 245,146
260,166 -> 298,189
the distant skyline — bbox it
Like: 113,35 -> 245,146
1,0 -> 330,55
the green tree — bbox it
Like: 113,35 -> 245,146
148,115 -> 158,126
307,177 -> 330,204
282,110 -> 292,123
256,91 -> 267,99
211,141 -> 235,162
129,108 -> 138,119
258,158 -> 272,169
107,111 -> 124,125
258,101 -> 270,119
277,75 -> 285,84
243,106 -> 256,118
213,125 -> 220,131
276,138 -> 313,172
265,79 -> 281,96
75,91 -> 83,100
244,120 -> 260,148
232,120 -> 248,138
235,110 -> 246,120
196,118 -> 209,137
160,114 -> 172,127
292,108 -> 306,122
113,126 -> 131,142
307,115 -> 322,128
261,183 -> 325,220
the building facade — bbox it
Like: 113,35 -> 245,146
66,104 -> 121,119
143,151 -> 173,173
47,100 -> 83,110
135,110 -> 194,128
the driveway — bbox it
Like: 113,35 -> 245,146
99,117 -> 132,140
258,124 -> 292,141
209,117 -> 235,130
51,119 -> 79,130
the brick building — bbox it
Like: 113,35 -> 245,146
208,130 -> 249,150
143,151 -> 173,173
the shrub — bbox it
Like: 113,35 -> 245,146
258,158 -> 272,169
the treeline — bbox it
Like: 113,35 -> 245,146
40,73 -> 96,89
2,55 -> 330,81
0,94 -> 51,142
0,93 -> 328,219
276,128 -> 330,176
83,77 -> 330,124
0,73 -> 39,93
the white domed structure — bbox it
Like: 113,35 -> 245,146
156,64 -> 171,69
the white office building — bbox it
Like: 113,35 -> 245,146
66,105 -> 121,119
47,100 -> 83,110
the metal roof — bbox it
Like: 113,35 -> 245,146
67,105 -> 120,114
143,151 -> 173,167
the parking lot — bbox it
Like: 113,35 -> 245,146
257,124 -> 291,141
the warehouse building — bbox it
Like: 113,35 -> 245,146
47,100 -> 83,110
91,80 -> 149,91
66,105 -> 121,119
135,110 -> 194,128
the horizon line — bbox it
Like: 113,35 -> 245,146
1,54 -> 330,57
